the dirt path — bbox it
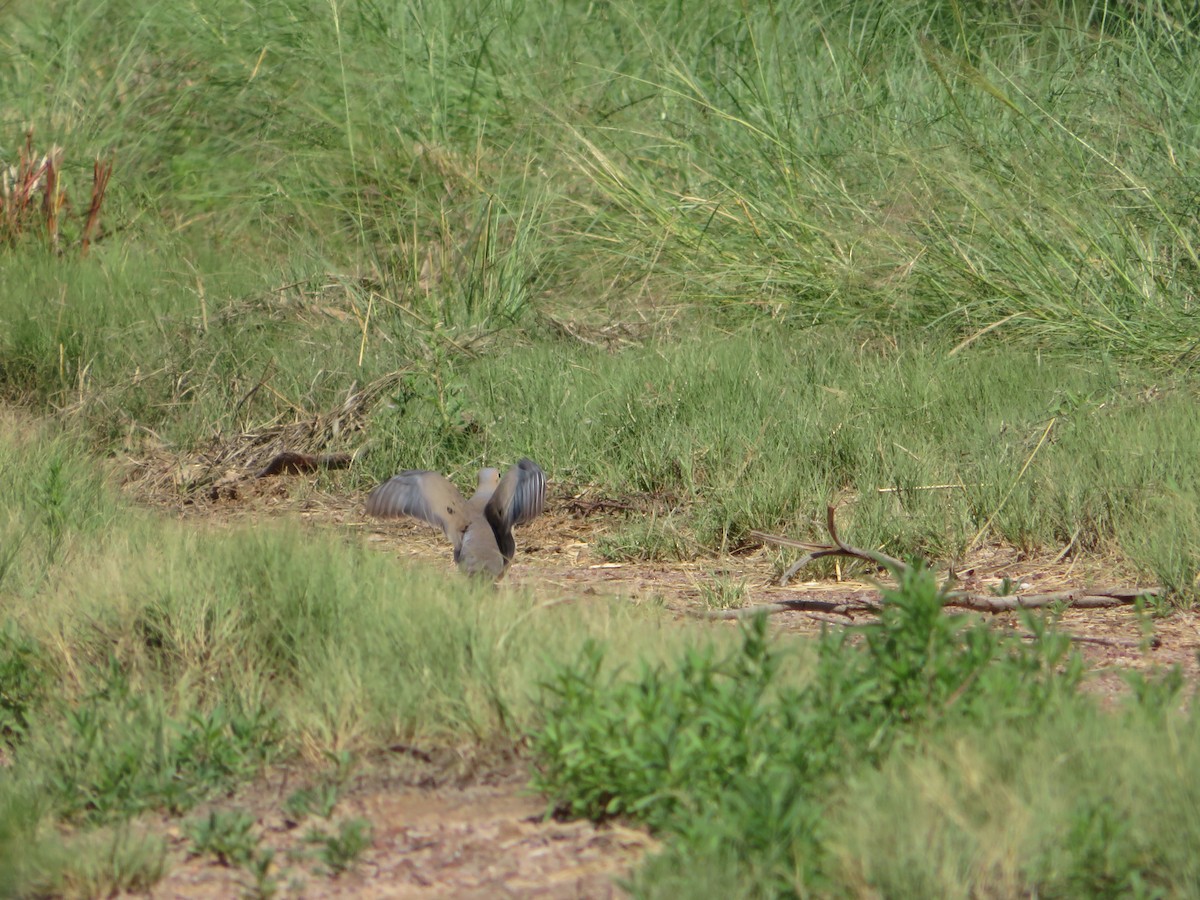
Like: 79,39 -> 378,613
141,763 -> 653,899
125,475 -> 1199,896
335,485 -> 1198,690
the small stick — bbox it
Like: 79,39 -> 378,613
41,146 -> 63,251
737,506 -> 1161,618
1052,527 -> 1081,564
877,483 -> 969,493
230,360 -> 276,427
255,451 -> 354,478
1017,631 -> 1160,651
687,600 -> 861,621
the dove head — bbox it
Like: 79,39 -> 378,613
470,467 -> 501,505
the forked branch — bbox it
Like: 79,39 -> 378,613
699,506 -> 1161,621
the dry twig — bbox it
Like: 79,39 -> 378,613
122,372 -> 404,500
693,506 -> 1160,623
81,156 -> 114,256
255,451 -> 355,478
1015,631 -> 1160,651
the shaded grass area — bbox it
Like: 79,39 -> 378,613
532,568 -> 1197,897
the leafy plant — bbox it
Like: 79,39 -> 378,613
41,662 -> 278,823
697,574 -> 749,610
33,455 -> 68,566
1050,795 -> 1167,900
284,752 -> 357,823
388,342 -> 482,457
0,621 -> 47,743
185,807 -> 283,896
533,565 -> 1082,892
284,784 -> 340,823
305,818 -> 373,875
0,529 -> 26,592
242,847 -> 279,900
186,808 -> 258,868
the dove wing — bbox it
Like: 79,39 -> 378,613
365,470 -> 468,543
485,458 -> 546,530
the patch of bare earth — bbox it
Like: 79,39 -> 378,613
349,490 -> 1199,700
119,467 -> 1199,896
140,762 -> 653,899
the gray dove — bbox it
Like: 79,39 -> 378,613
365,458 -> 546,578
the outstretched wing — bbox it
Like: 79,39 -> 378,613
365,470 -> 467,542
485,458 -> 546,530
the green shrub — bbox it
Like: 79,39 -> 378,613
533,565 -> 1084,894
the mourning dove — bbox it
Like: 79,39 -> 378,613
365,458 -> 546,578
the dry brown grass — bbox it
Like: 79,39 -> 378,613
1,129 -> 112,254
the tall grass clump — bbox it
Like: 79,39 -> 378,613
0,510 -> 691,891
1,0 -> 601,316
0,411 -> 120,595
9,512 -> 687,757
5,0 -> 1199,475
829,667 -> 1200,897
563,1 -> 1200,366
0,0 -> 586,444
77,523 -> 683,748
532,564 -> 1197,896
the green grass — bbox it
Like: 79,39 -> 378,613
532,567 -> 1196,898
1,0 -> 1197,588
368,330 -> 1200,592
0,424 -> 687,750
0,417 -> 697,894
2,0 -> 1200,895
827,699 -> 1200,897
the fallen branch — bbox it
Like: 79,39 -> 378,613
945,590 -> 1145,612
693,602 -> 1162,653
1016,631 -> 1161,651
877,483 -> 968,493
690,596 -> 879,621
255,451 -> 355,478
753,507 -> 909,586
695,606 -> 1162,654
737,506 -> 1161,618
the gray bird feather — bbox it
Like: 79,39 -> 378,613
365,459 -> 546,578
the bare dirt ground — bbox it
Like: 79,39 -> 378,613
141,762 -> 654,899
124,471 -> 1199,898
